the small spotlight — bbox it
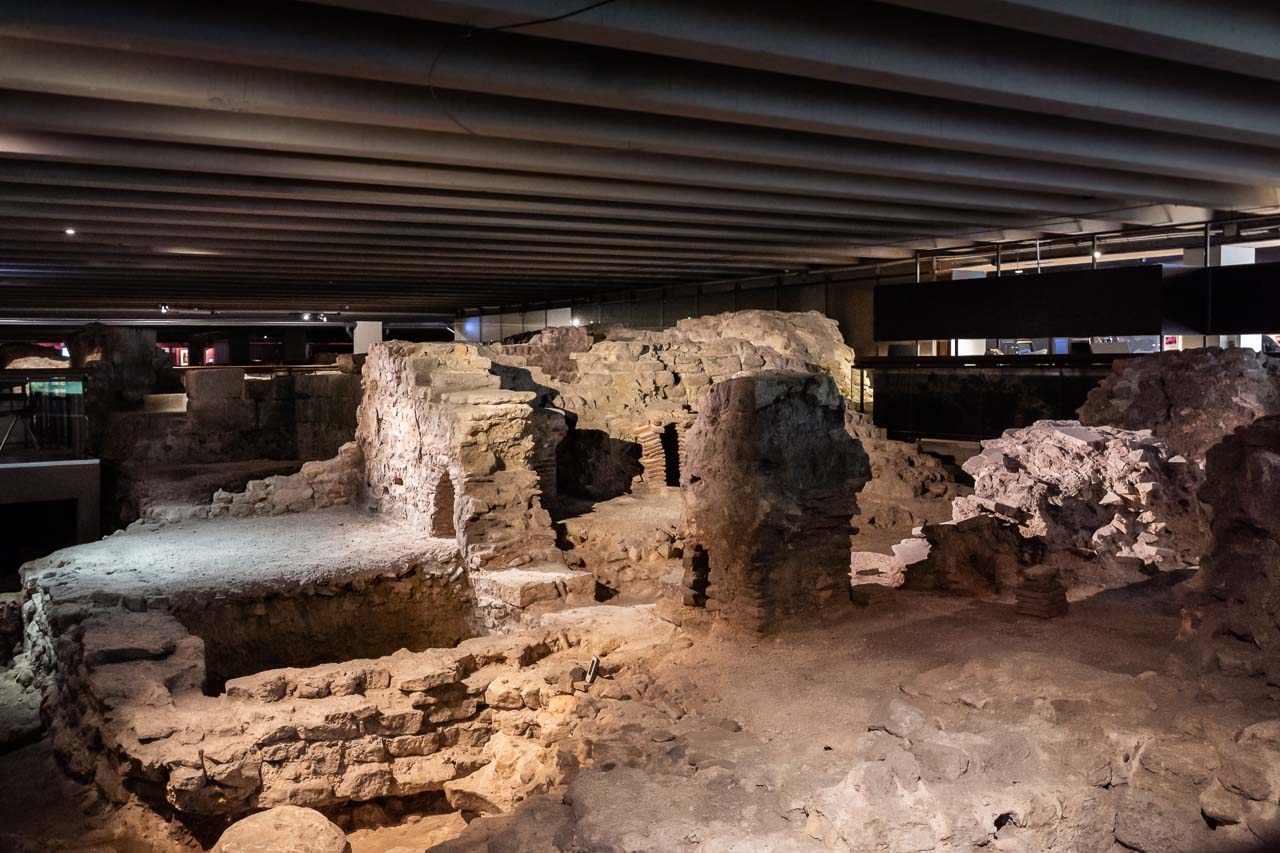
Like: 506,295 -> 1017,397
1093,250 -> 1103,260
319,314 -> 328,322
301,312 -> 311,321
159,304 -> 170,314
571,317 -> 581,327
64,228 -> 76,236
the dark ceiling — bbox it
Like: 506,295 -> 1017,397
1,0 -> 1279,317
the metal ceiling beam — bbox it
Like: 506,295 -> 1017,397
0,119 -> 1123,221
8,0 -> 1280,164
879,0 -> 1280,84
0,186 -> 919,244
297,0 -> 1280,146
1,38 -> 1275,198
0,218 -> 873,266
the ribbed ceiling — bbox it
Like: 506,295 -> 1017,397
0,0 -> 1278,315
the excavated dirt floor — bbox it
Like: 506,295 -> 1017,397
4,569 -> 1278,852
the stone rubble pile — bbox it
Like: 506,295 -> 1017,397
1192,415 -> 1280,684
210,442 -> 363,518
1079,347 -> 1280,463
948,420 -> 1208,597
845,408 -> 969,586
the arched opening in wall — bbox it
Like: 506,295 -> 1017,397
661,423 -> 681,487
430,471 -> 456,538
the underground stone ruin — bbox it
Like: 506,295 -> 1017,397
3,316 -> 1280,853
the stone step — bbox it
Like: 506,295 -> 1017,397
471,564 -> 596,608
414,370 -> 502,391
437,388 -> 536,406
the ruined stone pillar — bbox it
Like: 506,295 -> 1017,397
680,372 -> 869,632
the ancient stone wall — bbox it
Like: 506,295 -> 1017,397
358,342 -> 558,570
103,364 -> 360,467
491,311 -> 854,500
1193,416 -> 1280,683
489,325 -> 593,384
947,420 -> 1207,598
678,372 -> 868,632
209,443 -> 363,519
23,586 -> 664,824
1079,347 -> 1280,463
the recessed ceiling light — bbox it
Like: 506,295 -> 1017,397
1093,250 -> 1103,259
301,312 -> 312,321
64,228 -> 76,236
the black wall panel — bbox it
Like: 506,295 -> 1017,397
874,265 -> 1165,341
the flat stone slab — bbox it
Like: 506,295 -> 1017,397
472,565 -> 596,608
22,507 -> 458,604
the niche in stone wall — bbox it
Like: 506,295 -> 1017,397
661,423 -> 681,487
430,470 -> 457,538
556,424 -> 642,501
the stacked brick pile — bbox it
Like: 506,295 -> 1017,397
1015,565 -> 1068,618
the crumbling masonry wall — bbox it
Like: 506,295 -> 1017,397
1193,415 -> 1280,683
358,342 -> 557,569
1079,347 -> 1280,463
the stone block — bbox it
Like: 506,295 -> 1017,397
184,368 -> 245,401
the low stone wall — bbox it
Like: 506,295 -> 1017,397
210,443 -> 363,519
24,583 -> 665,827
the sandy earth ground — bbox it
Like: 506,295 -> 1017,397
3,573 -> 1279,852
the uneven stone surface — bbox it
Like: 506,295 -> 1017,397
22,508 -> 454,604
950,420 -> 1208,597
213,806 -> 350,853
558,491 -> 683,598
678,373 -> 868,631
1079,347 -> 1280,463
0,664 -> 41,750
1192,415 -> 1280,685
424,579 -> 1279,853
